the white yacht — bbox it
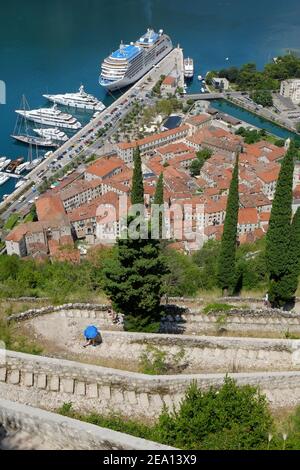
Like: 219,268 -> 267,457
15,104 -> 81,130
43,86 -> 106,112
33,127 -> 69,143
184,58 -> 194,78
100,29 -> 173,91
0,174 -> 10,186
28,158 -> 43,170
15,162 -> 31,174
0,158 -> 11,170
15,179 -> 26,188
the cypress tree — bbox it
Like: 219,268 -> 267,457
217,155 -> 239,295
103,152 -> 169,332
153,172 -> 165,239
272,208 -> 300,308
154,172 -> 164,205
131,146 -> 144,205
266,143 -> 295,307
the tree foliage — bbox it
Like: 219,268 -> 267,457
266,143 -> 296,307
217,155 -> 239,294
155,377 -> 273,450
131,147 -> 144,205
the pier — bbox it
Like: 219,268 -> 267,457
0,172 -> 21,179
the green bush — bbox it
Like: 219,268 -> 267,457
203,303 -> 236,314
155,377 -> 273,450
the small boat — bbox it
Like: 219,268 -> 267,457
201,87 -> 205,93
15,162 -> 30,174
2,194 -> 9,201
0,174 -> 10,186
6,157 -> 24,173
15,179 -> 26,189
12,134 -> 58,148
184,58 -> 194,78
0,159 -> 11,171
28,158 -> 43,170
33,127 -> 69,143
198,75 -> 203,81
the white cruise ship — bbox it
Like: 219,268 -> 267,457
15,104 -> 81,130
184,58 -> 194,78
33,128 -> 69,143
43,86 -> 106,112
99,29 -> 173,91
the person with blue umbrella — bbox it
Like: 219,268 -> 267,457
83,325 -> 101,348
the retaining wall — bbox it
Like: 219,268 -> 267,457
8,303 -> 300,337
0,399 -> 172,450
2,350 -> 300,417
19,310 -> 300,372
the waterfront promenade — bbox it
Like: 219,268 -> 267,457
0,47 -> 184,220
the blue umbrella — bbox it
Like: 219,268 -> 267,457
84,325 -> 99,340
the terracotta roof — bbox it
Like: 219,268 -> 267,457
257,167 -> 280,184
239,228 -> 265,244
117,125 -> 189,150
36,195 -> 65,222
205,197 -> 227,214
259,212 -> 271,222
59,179 -> 102,201
156,142 -> 190,155
85,157 -> 125,179
186,114 -> 212,125
238,208 -> 259,225
6,222 -> 45,243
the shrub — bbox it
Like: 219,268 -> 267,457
155,377 -> 273,450
203,303 -> 236,314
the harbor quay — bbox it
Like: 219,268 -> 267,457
0,48 -> 184,221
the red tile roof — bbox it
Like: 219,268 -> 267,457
238,208 -> 259,225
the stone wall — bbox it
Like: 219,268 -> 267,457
2,350 -> 300,417
8,302 -> 300,337
19,309 -> 300,373
162,308 -> 300,336
0,398 -> 173,450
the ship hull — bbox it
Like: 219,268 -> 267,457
11,135 -> 58,148
100,43 -> 173,92
15,111 -> 81,130
43,95 -> 105,112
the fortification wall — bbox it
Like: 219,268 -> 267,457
19,309 -> 300,372
8,303 -> 300,337
0,399 -> 173,450
2,350 -> 300,418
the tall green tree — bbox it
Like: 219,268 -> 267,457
153,172 -> 165,239
217,155 -> 239,295
103,153 -> 169,332
266,144 -> 295,307
278,208 -> 300,307
131,146 -> 144,205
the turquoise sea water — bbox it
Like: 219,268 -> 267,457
1,0 -> 300,197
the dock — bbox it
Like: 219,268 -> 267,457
0,172 -> 21,179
